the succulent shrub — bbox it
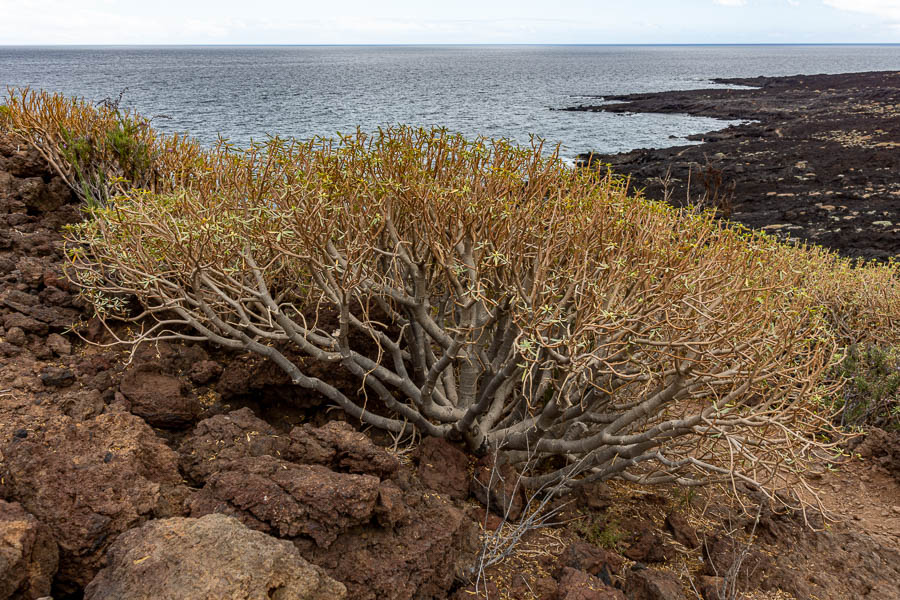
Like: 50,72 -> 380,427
6,90 -> 899,508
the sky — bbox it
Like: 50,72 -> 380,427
1,0 -> 899,44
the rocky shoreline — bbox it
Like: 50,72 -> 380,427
564,70 -> 900,260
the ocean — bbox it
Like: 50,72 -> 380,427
1,45 -> 899,158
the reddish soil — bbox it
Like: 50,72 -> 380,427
2,132 -> 900,600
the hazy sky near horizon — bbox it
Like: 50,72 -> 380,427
1,0 -> 899,44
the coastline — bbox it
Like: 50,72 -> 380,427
565,70 -> 900,260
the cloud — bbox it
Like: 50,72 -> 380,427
822,0 -> 900,21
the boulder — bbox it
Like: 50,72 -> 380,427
0,501 -> 58,600
83,514 -> 345,600
416,436 -> 470,500
188,455 -> 382,547
285,420 -> 400,479
178,408 -> 289,484
0,413 -> 184,591
179,410 -> 399,484
298,492 -> 480,600
119,367 -> 200,428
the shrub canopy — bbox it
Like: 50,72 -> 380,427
5,89 -> 900,507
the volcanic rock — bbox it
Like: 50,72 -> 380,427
83,513 -> 345,600
0,413 -> 184,591
0,500 -> 58,600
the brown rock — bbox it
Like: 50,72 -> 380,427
188,455 -> 381,547
188,359 -> 223,385
286,420 -> 400,479
576,482 -> 615,512
14,258 -> 47,289
0,500 -> 58,600
451,581 -> 500,600
119,367 -> 199,428
0,413 -> 184,591
299,492 -> 479,600
374,481 -> 408,528
855,428 -> 900,480
178,408 -> 289,484
3,146 -> 49,178
556,567 -> 626,600
665,512 -> 699,549
697,576 -> 726,600
624,528 -> 670,563
46,332 -> 71,356
466,505 -> 503,531
57,388 -> 106,421
416,436 -> 470,500
2,313 -> 46,336
83,514 -> 345,600
623,569 -> 685,600
38,366 -> 75,388
557,540 -> 623,584
14,176 -> 71,214
471,454 -> 525,521
5,326 -> 26,346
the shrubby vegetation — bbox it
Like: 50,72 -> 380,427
3,89 -> 899,508
1,88 -> 205,205
832,345 -> 900,431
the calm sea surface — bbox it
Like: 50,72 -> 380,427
1,45 -> 899,158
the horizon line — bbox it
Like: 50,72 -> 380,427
3,42 -> 900,48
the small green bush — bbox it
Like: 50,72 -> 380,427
833,345 -> 900,430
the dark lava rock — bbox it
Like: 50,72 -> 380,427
3,313 -> 46,336
416,436 -> 470,500
0,413 -> 185,591
696,576 -> 726,600
188,455 -> 382,548
566,71 -> 900,260
180,409 -> 400,483
83,514 -> 346,600
4,326 -> 27,347
0,500 -> 59,600
57,388 -> 106,421
38,366 -> 74,388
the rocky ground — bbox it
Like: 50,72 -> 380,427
1,133 -> 900,600
564,70 -> 900,261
